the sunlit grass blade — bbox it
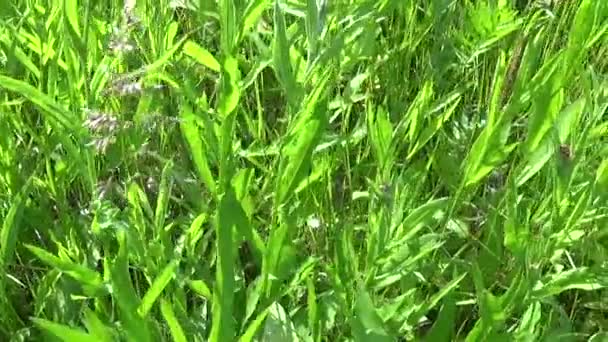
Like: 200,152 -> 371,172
0,75 -> 77,130
0,176 -> 32,266
523,72 -> 563,155
108,231 -> 154,342
63,0 -> 81,38
396,197 -> 449,240
305,0 -> 320,68
307,275 -> 320,342
24,245 -> 103,291
137,259 -> 179,318
160,298 -> 188,342
461,52 -> 513,187
219,0 -> 238,55
32,318 -> 97,342
239,307 -> 270,342
114,36 -> 187,82
532,267 -> 607,299
466,264 -> 509,341
351,288 -> 393,342
218,56 -> 241,169
0,34 -> 41,78
261,302 -> 300,340
209,187 -> 240,342
183,40 -> 220,71
154,160 -> 173,235
83,309 -> 114,342
272,0 -> 300,107
274,71 -> 330,206
242,0 -> 270,35
514,302 -> 542,341
367,105 -> 394,174
187,279 -> 212,300
180,103 -> 216,196
409,272 -> 467,327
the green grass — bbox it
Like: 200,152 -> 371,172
0,0 -> 607,340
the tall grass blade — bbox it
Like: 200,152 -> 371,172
160,298 -> 188,342
183,40 -> 220,72
209,188 -> 240,342
180,103 -> 216,196
32,318 -> 97,341
274,71 -> 330,206
137,259 -> 179,318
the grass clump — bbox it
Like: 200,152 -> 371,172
1,0 -> 608,341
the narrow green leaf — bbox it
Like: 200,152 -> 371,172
524,74 -> 563,154
589,332 -> 608,342
209,188 -> 239,342
273,0 -> 299,107
154,160 -> 174,234
399,198 -> 449,238
187,279 -> 212,299
305,0 -> 320,66
24,245 -> 102,289
241,57 -> 272,90
405,81 -> 434,145
275,72 -> 330,206
109,231 -> 153,342
89,56 -> 114,100
532,267 -> 607,298
239,307 -> 270,342
218,56 -> 241,118
165,21 -> 180,49
423,295 -> 457,342
242,0 -> 270,35
117,36 -> 188,81
183,40 -> 220,71
32,318 -> 96,342
217,57 -> 241,177
462,52 -> 515,187
307,275 -> 320,342
407,93 -> 462,160
367,105 -> 393,171
555,97 -> 585,143
83,309 -> 114,342
514,302 -> 542,341
515,135 -> 553,187
463,119 -> 516,187
260,211 -> 292,298
0,75 -> 76,130
565,0 -> 594,68
351,289 -> 393,342
410,273 -> 467,326
467,264 -> 507,340
595,158 -> 608,195
160,299 -> 188,342
219,0 -> 238,54
63,0 -> 81,38
1,176 -> 32,266
146,36 -> 189,73
138,259 -> 179,318
0,35 -> 40,78
180,103 -> 216,195
262,302 -> 300,341
186,214 -> 208,258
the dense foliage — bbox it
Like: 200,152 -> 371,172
0,0 -> 607,340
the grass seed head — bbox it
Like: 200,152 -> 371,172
83,110 -> 120,134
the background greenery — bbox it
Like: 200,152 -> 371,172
0,0 -> 607,340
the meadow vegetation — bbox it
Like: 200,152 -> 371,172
0,0 -> 608,340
